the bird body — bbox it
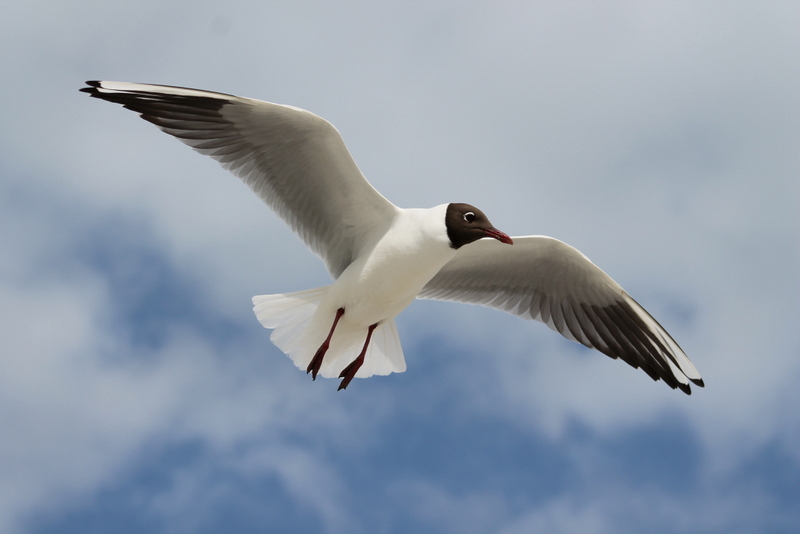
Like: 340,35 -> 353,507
328,205 -> 455,327
82,80 -> 704,394
255,204 -> 457,379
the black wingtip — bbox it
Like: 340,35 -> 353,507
80,80 -> 101,95
690,377 -> 705,388
677,382 -> 692,395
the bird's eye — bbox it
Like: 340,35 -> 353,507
463,212 -> 476,223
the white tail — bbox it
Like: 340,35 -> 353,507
252,288 -> 407,380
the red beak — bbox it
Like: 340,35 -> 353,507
484,228 -> 514,245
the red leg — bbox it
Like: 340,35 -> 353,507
306,307 -> 345,380
338,322 -> 378,391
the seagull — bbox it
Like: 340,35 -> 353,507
81,81 -> 704,394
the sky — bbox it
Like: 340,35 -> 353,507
1,1 -> 798,533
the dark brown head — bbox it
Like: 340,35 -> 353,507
445,203 -> 514,249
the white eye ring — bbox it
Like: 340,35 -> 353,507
463,211 -> 476,223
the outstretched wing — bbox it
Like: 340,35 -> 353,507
419,236 -> 703,394
81,81 -> 398,277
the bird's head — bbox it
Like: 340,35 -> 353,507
445,203 -> 514,249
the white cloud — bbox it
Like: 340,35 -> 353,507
0,176 -> 355,531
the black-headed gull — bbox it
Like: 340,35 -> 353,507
81,81 -> 704,394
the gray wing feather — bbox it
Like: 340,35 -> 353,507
419,236 -> 703,394
81,81 -> 397,277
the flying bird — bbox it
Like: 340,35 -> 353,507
81,81 -> 704,394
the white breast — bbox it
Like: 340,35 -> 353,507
324,204 -> 456,326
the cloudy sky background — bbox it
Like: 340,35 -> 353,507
1,1 -> 798,533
